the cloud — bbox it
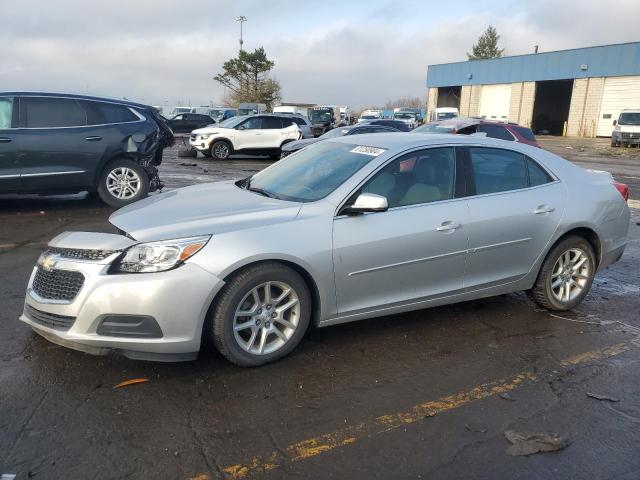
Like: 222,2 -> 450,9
1,0 -> 638,109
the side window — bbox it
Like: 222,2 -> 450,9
478,124 -> 514,141
0,98 -> 12,129
173,114 -> 184,120
289,117 -> 304,126
514,126 -> 536,142
362,147 -> 456,208
79,101 -> 139,125
23,97 -> 87,128
457,125 -> 477,135
469,147 -> 528,194
527,157 -> 552,186
263,117 -> 283,129
239,117 -> 262,130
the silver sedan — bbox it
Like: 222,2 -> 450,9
20,134 -> 630,366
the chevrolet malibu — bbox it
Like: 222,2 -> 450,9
20,134 -> 630,366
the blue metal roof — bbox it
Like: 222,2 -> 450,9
427,42 -> 640,87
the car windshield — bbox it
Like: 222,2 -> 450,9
394,112 -> 415,119
413,123 -> 456,134
217,116 -> 247,128
619,112 -> 640,125
208,109 -> 225,120
245,141 -> 383,202
320,128 -> 351,139
310,110 -> 333,123
437,112 -> 457,120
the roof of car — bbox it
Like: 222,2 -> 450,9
0,91 -> 152,109
327,132 -> 531,151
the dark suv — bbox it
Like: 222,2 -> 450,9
0,92 -> 174,207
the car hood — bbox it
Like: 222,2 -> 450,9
282,137 -> 320,152
109,181 -> 302,242
192,125 -> 229,135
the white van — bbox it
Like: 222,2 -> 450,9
611,110 -> 640,147
273,105 -> 313,117
430,107 -> 459,121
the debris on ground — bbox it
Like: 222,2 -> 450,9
499,392 -> 517,401
114,378 -> 150,389
179,162 -> 197,167
586,392 -> 620,402
504,430 -> 570,456
465,423 -> 488,433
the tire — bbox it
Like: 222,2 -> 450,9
528,235 -> 596,311
211,140 -> 231,160
210,262 -> 311,366
177,148 -> 197,158
97,159 -> 149,208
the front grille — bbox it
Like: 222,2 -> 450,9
190,134 -> 197,141
45,247 -> 115,261
25,304 -> 76,331
621,132 -> 640,139
32,267 -> 85,301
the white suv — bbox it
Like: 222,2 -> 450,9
189,115 -> 301,159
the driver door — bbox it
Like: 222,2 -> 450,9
234,116 -> 263,150
332,147 -> 469,316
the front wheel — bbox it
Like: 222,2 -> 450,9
211,140 -> 231,160
97,159 -> 149,207
529,236 -> 596,311
210,263 -> 311,366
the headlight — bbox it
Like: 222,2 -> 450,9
200,134 -> 211,140
110,235 -> 210,273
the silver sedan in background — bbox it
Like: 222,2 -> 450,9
20,134 -> 630,366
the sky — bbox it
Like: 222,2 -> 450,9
2,0 -> 639,109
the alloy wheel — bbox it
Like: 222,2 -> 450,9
233,281 -> 300,355
106,167 -> 141,199
550,248 -> 591,303
214,143 -> 230,159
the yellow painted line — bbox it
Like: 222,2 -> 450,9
220,342 -> 632,479
0,243 -> 18,249
628,199 -> 640,210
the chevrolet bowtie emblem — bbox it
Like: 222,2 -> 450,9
38,253 -> 59,271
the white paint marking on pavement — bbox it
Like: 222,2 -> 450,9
628,199 -> 640,210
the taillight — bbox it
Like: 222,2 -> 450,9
613,182 -> 629,202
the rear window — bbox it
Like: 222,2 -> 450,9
513,126 -> 536,141
23,97 -> 86,128
263,117 -> 283,129
478,124 -> 514,141
80,100 -> 139,125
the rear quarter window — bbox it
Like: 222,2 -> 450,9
80,100 -> 139,125
514,126 -> 536,142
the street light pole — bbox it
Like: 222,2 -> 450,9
235,16 -> 247,54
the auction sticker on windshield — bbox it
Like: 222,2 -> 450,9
350,146 -> 386,156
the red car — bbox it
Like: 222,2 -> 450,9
413,117 -> 540,147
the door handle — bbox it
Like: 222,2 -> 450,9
0,137 -> 11,143
85,136 -> 102,141
436,221 -> 462,232
534,205 -> 555,215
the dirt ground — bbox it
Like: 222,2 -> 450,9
1,137 -> 639,480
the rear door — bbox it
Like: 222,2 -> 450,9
0,96 -> 20,190
261,116 -> 287,148
18,97 -> 110,190
463,146 -> 565,290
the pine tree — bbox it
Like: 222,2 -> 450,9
467,26 -> 505,61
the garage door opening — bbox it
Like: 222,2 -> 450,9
532,80 -> 573,135
437,86 -> 461,109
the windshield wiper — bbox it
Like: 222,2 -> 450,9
248,186 -> 280,199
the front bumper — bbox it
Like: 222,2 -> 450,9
613,132 -> 640,144
189,136 -> 213,152
20,253 -> 224,362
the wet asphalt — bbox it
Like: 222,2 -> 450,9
1,137 -> 640,479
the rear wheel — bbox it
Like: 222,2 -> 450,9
529,236 -> 596,311
210,263 -> 311,366
97,159 -> 149,207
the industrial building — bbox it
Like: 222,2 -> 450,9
426,42 -> 640,137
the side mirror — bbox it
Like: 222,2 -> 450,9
344,193 -> 388,215
613,120 -> 617,126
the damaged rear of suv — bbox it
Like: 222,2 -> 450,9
0,92 -> 174,207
